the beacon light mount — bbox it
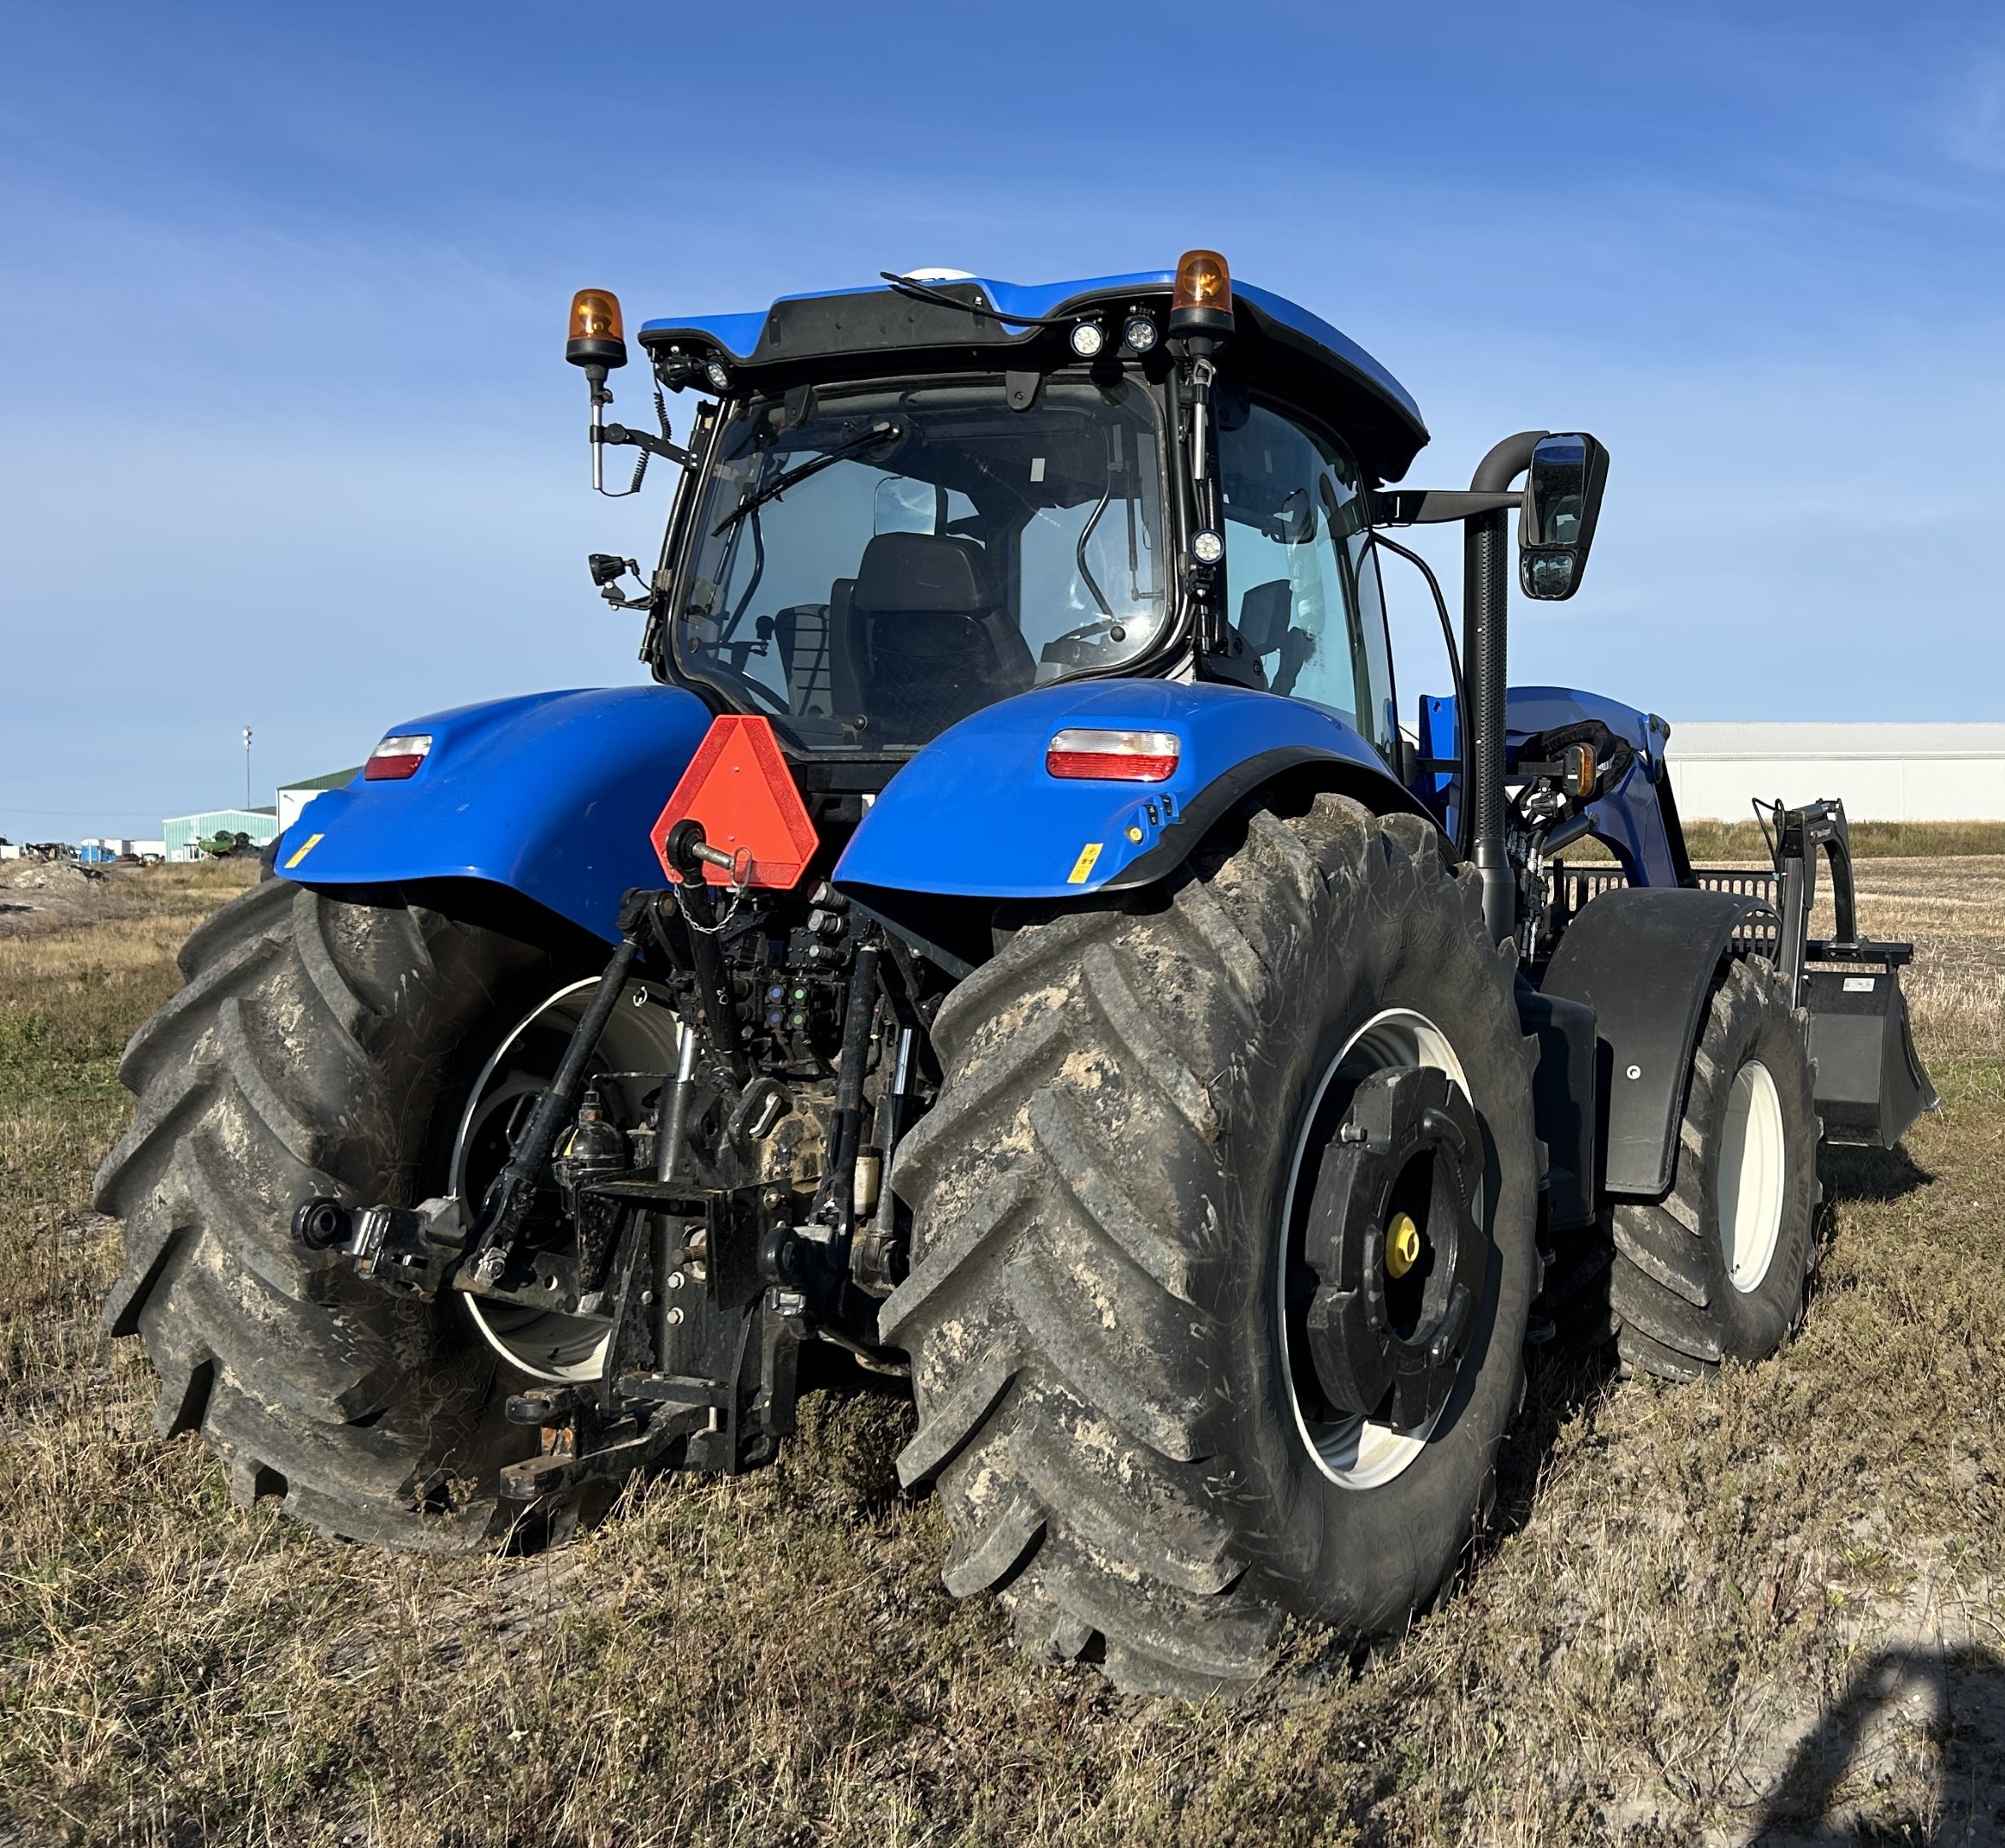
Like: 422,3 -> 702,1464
566,287 -> 692,497
1169,249 -> 1233,499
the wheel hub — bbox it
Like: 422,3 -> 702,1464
1298,1065 -> 1485,1434
1384,1210 -> 1421,1279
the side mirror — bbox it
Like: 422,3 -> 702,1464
1519,432 -> 1609,600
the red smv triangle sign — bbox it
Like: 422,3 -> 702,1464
650,715 -> 819,889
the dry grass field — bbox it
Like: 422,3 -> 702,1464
2,851 -> 2001,1845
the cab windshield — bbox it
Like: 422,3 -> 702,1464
673,375 -> 1171,751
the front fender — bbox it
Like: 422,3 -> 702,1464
277,685 -> 712,941
833,678 -> 1417,902
1540,887 -> 1764,1196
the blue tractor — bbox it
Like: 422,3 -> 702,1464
98,253 -> 1935,1693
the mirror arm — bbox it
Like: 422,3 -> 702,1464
1470,431 -> 1549,496
1462,431 -> 1549,943
1367,488 -> 1520,525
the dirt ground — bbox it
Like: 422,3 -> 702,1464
1,858 -> 2001,1845
0,861 -> 157,938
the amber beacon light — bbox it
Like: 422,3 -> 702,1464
1168,249 -> 1234,340
567,289 -> 631,494
567,288 -> 628,370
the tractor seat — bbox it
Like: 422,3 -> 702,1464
839,532 -> 1033,741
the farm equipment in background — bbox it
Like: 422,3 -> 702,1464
98,252 -> 1935,1694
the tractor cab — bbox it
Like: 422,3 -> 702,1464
577,255 -> 1429,770
674,371 -> 1171,749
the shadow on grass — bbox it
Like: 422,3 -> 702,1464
1819,1140 -> 1934,1207
1492,1333 -> 1620,1543
1805,1140 -> 1934,1327
1747,1642 -> 2005,1845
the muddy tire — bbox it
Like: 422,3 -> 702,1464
94,879 -> 555,1547
1609,956 -> 1820,1383
881,793 -> 1539,1695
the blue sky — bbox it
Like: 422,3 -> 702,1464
3,0 -> 2001,837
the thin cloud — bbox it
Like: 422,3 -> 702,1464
1937,50 -> 2005,171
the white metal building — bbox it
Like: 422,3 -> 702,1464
277,767 -> 361,832
1665,723 -> 2005,822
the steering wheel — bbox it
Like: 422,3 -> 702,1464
692,648 -> 792,718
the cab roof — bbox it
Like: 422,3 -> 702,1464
638,270 -> 1431,484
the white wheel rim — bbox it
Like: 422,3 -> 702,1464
1278,1009 -> 1478,1490
451,977 -> 684,1383
1719,1058 -> 1787,1294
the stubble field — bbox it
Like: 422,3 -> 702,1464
1,849 -> 2001,1845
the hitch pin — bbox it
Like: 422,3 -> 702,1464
687,839 -> 748,880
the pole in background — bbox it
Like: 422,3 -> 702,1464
243,728 -> 252,812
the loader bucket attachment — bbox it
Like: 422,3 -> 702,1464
1767,797 -> 1939,1149
1804,962 -> 1939,1147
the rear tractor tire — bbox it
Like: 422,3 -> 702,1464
882,793 -> 1540,1696
1608,956 -> 1820,1383
95,879 -> 574,1546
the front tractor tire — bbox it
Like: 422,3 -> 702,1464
1607,957 -> 1820,1383
95,880 -> 557,1545
882,794 -> 1539,1695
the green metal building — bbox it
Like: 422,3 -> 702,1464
163,808 -> 280,862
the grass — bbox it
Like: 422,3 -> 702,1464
1676,817 -> 2005,862
1,862 -> 2001,1844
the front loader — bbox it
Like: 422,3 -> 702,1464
97,252 -> 1935,1692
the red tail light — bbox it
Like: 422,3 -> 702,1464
364,733 -> 433,780
1046,728 -> 1181,782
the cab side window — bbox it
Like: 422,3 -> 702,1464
1217,400 -> 1397,756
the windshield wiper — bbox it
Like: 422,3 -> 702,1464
876,271 -> 1079,329
712,420 -> 903,536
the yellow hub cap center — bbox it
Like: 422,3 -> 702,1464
1385,1211 -> 1421,1279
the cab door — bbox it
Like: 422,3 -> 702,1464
1215,396 -> 1398,763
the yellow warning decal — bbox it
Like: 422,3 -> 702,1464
284,832 -> 324,870
1066,842 -> 1103,886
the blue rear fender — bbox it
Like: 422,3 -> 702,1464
277,685 -> 714,943
832,678 -> 1421,903
282,678 -> 1419,948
